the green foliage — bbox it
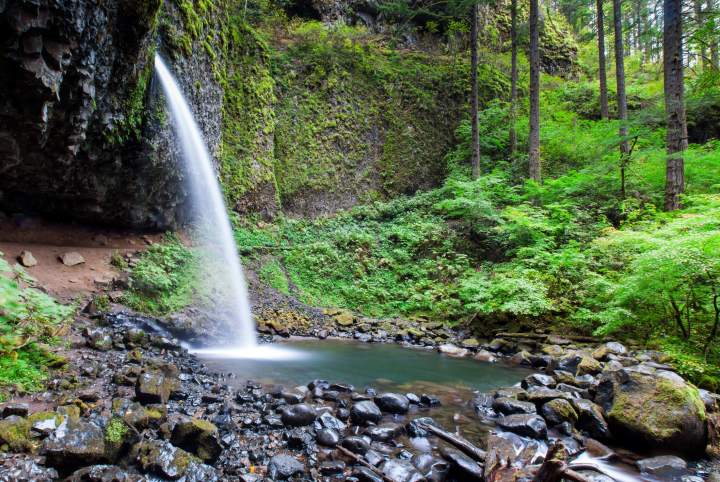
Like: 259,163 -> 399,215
258,258 -> 290,294
124,235 -> 200,315
0,253 -> 72,400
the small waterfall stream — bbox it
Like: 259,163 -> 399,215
154,55 -> 256,348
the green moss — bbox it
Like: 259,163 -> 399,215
0,416 -> 31,452
105,417 -> 130,444
258,258 -> 290,294
609,378 -> 707,440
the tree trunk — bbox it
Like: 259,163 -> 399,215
712,0 -> 720,69
664,0 -> 687,210
695,0 -> 707,69
470,2 -> 480,179
509,0 -> 518,153
613,0 -> 629,156
529,0 -> 541,182
597,0 -> 610,118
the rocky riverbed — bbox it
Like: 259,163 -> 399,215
0,309 -> 718,481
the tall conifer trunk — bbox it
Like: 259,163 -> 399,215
613,0 -> 629,156
509,0 -> 518,153
529,0 -> 541,181
597,0 -> 610,119
470,3 -> 480,178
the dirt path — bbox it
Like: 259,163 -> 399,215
0,217 -> 162,301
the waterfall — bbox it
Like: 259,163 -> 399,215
154,55 -> 257,348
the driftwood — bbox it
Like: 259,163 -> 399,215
336,445 -> 397,482
417,422 -> 486,462
533,443 -> 593,482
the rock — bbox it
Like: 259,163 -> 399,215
135,366 -> 180,404
0,415 -> 32,452
636,455 -> 688,477
497,414 -> 547,439
329,309 -> 355,327
473,350 -> 497,363
524,388 -> 573,405
461,338 -> 480,348
320,460 -> 346,475
493,397 -> 537,415
592,342 -> 627,360
541,399 -> 578,426
0,455 -> 59,481
522,373 -> 556,389
596,368 -> 707,454
576,355 -> 603,376
488,338 -> 514,353
17,251 -> 37,267
484,431 -> 547,472
440,446 -> 483,481
351,401 -> 382,425
375,393 -> 410,414
135,439 -> 200,479
353,466 -> 384,482
85,328 -> 113,351
380,459 -> 423,482
509,350 -> 533,366
1,403 -> 29,418
29,412 -> 62,437
280,403 -> 317,427
365,423 -> 403,442
315,412 -> 345,431
420,394 -> 441,407
42,418 -> 106,471
341,435 -> 371,454
170,418 -> 222,462
59,252 -> 85,266
570,399 -> 610,440
411,453 -> 450,481
438,344 -> 468,357
316,428 -> 340,447
542,344 -> 565,357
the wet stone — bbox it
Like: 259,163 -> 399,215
320,460 -> 346,475
267,454 -> 304,480
380,459 -> 423,482
351,400 -> 382,425
353,466 -> 384,482
342,435 -> 371,454
493,397 -> 537,415
375,393 -> 410,414
170,418 -> 222,462
316,427 -> 340,447
440,446 -> 483,481
497,414 -> 548,439
280,403 -> 317,427
42,418 -> 106,471
637,455 -> 688,477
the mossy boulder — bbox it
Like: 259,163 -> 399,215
42,418 -> 107,471
170,418 -> 222,463
134,439 -> 200,479
576,355 -> 602,376
135,363 -> 180,404
326,309 -> 355,327
541,399 -> 578,426
596,369 -> 707,455
0,415 -> 33,452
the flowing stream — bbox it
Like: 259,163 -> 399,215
154,55 -> 257,348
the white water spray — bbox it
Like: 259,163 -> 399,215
154,55 -> 256,348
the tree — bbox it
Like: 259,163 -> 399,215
613,0 -> 629,155
509,0 -> 519,154
664,0 -> 687,210
597,0 -> 610,118
470,2 -> 480,178
529,0 -> 541,182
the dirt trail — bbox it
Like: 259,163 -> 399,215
0,217 -> 161,301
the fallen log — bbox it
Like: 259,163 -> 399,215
417,422 -> 486,461
495,332 -> 605,343
533,443 -> 593,482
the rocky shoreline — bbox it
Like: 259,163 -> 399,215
0,309 -> 718,481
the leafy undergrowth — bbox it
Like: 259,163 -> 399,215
124,234 -> 201,316
0,253 -> 72,400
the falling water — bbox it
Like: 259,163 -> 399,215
154,55 -> 256,348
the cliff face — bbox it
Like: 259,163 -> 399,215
0,0 -> 577,228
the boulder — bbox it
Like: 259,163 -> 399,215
380,459 -> 423,482
522,373 -> 556,389
576,356 -> 603,376
316,428 -> 340,447
320,460 -> 346,475
473,350 -> 497,363
497,414 -> 547,439
170,418 -> 222,462
59,252 -> 85,266
280,404 -> 317,427
0,415 -> 32,452
571,399 -> 610,440
135,439 -> 204,480
596,368 -> 707,454
341,436 -> 371,454
375,393 -> 410,414
17,251 -> 37,267
592,342 -> 627,360
135,366 -> 180,404
350,401 -> 382,425
42,418 -> 106,471
636,455 -> 688,477
1,403 -> 29,418
438,344 -> 468,357
440,446 -> 483,481
541,399 -> 578,426
493,397 -> 537,415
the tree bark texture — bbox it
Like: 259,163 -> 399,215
529,0 -> 541,182
597,0 -> 610,118
470,2 -> 480,179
